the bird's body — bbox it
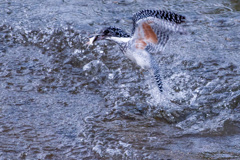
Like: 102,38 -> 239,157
87,9 -> 186,92
125,47 -> 151,69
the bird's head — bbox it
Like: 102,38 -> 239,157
86,27 -> 130,46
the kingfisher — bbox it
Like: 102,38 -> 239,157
87,9 -> 186,92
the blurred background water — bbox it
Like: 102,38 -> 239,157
0,0 -> 240,159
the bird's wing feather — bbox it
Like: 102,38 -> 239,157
132,10 -> 186,53
130,10 -> 186,92
132,9 -> 185,34
150,54 -> 163,92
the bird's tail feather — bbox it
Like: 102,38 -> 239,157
150,55 -> 163,92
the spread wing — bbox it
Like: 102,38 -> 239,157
131,10 -> 186,53
130,10 -> 186,92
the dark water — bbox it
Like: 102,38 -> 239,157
0,0 -> 240,159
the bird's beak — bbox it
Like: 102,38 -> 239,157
86,35 -> 98,47
86,35 -> 106,47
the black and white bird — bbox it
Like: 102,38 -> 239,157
87,9 -> 186,92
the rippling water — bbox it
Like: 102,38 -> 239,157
0,0 -> 240,159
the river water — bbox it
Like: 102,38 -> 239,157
0,0 -> 240,159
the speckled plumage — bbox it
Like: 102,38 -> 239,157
132,9 -> 185,34
90,9 -> 186,93
101,27 -> 130,38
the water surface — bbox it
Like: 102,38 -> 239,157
0,0 -> 240,159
